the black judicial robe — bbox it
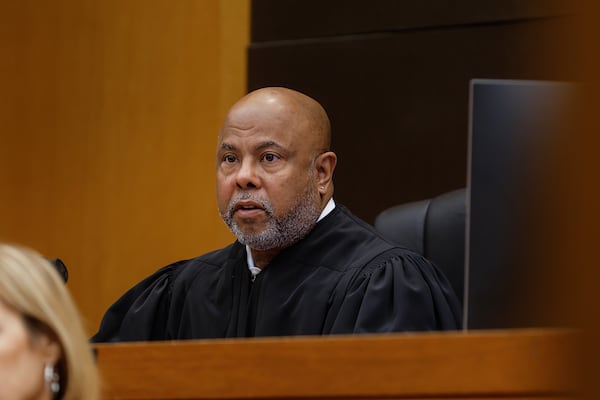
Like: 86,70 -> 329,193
92,205 -> 461,342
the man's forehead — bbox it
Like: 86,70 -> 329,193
218,114 -> 300,147
227,100 -> 292,127
218,93 -> 321,152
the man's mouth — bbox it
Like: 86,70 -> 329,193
233,201 -> 265,218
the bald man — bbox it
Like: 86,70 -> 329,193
92,88 -> 461,342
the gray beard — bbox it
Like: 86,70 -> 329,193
220,185 -> 322,251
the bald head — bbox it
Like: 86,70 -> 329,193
220,87 -> 331,154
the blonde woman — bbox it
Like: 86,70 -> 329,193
0,244 -> 99,400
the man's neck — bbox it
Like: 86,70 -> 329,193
249,248 -> 281,269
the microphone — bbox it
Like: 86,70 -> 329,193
48,258 -> 69,283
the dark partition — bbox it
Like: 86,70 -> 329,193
466,79 -> 576,329
248,0 -> 575,222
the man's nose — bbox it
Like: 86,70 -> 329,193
235,160 -> 259,189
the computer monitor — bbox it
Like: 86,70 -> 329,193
465,79 -> 575,330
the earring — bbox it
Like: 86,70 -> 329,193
44,363 -> 60,395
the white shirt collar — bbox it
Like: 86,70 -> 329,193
317,197 -> 336,222
246,198 -> 336,276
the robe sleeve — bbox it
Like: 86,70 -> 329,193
91,263 -> 181,342
329,251 -> 462,333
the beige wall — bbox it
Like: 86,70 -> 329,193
0,0 -> 249,334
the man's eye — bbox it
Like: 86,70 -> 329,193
262,153 -> 280,162
223,154 -> 237,163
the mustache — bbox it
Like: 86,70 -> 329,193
226,193 -> 273,217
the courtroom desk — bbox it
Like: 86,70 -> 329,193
94,328 -> 575,400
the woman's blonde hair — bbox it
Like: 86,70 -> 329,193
0,243 -> 100,400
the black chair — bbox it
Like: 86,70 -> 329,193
374,188 -> 466,306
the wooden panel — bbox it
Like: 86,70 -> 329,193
0,0 -> 249,333
94,329 -> 575,399
558,2 -> 600,399
251,0 -> 572,42
248,15 -> 575,222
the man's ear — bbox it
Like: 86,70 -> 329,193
315,151 -> 337,194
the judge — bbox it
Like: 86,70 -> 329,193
92,87 -> 461,342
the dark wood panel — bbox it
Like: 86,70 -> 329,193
251,0 -> 573,42
248,16 -> 575,223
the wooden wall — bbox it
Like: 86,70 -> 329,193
563,2 -> 600,398
248,0 -> 576,223
0,0 -> 249,334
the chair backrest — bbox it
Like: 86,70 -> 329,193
374,188 -> 466,306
